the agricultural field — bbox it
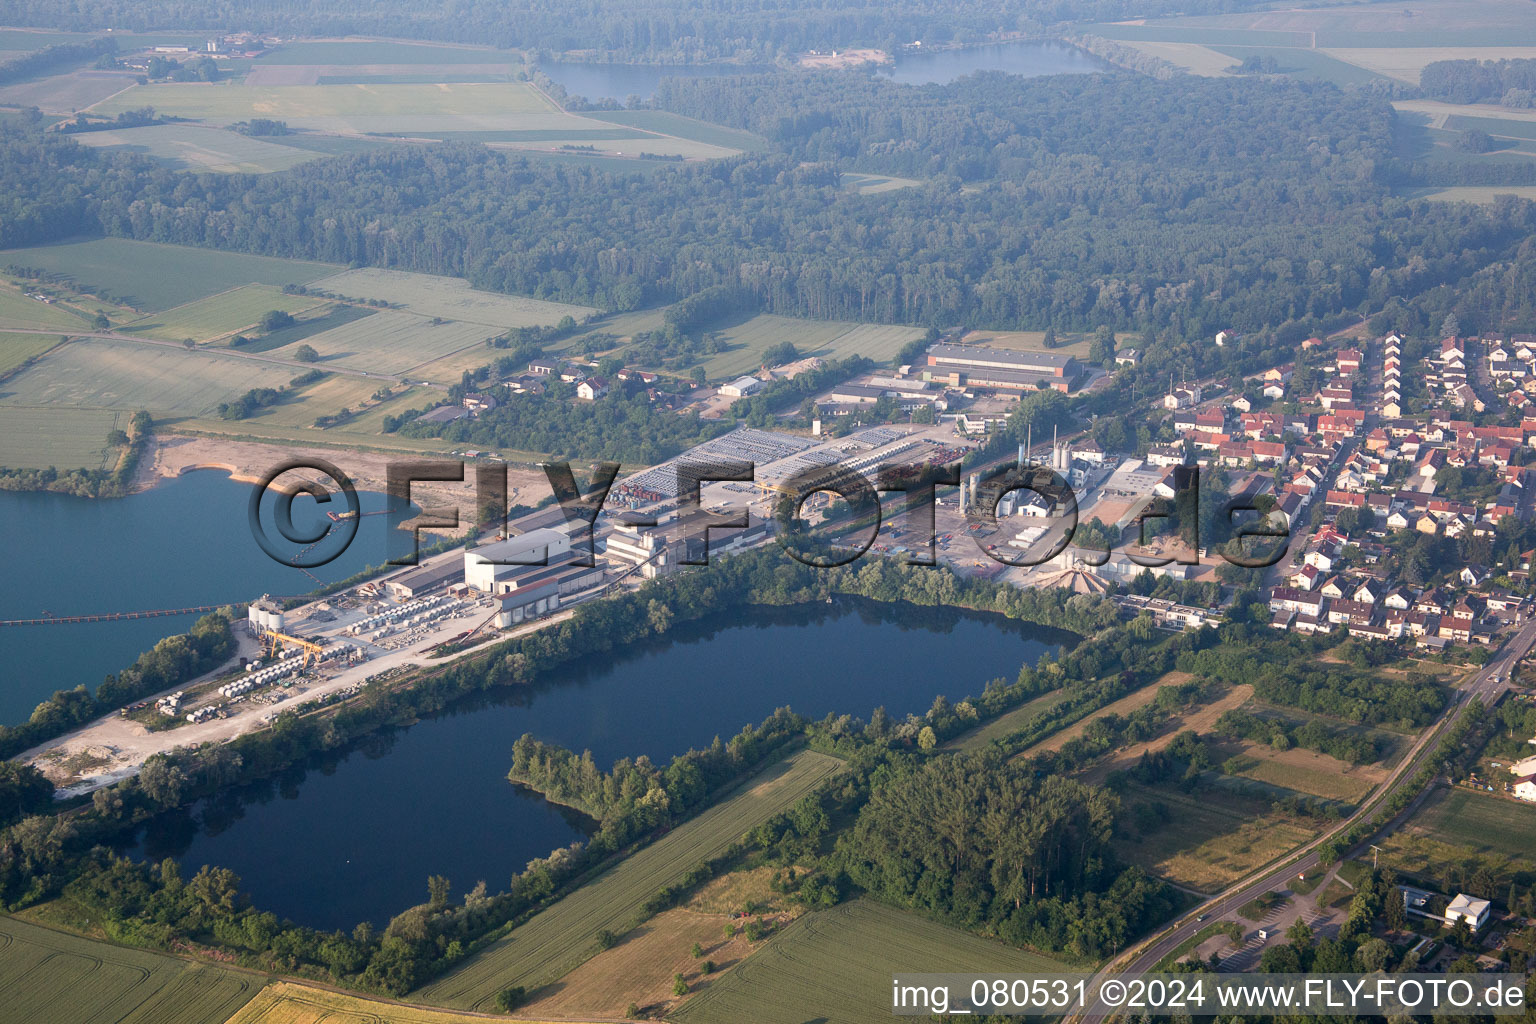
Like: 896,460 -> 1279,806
1,338 -> 300,417
224,981 -> 565,1024
253,40 -> 523,65
1118,41 -> 1239,76
0,914 -> 263,1024
1094,0 -> 1536,47
71,124 -> 323,174
0,238 -> 336,312
1420,185 -> 1536,203
243,374 -> 399,430
266,310 -> 491,375
840,171 -> 922,194
121,286 -> 324,343
583,109 -> 769,151
961,327 -> 1092,359
1207,46 -> 1387,86
698,314 -> 925,378
415,749 -> 845,1011
0,331 -> 66,376
0,405 -> 123,469
311,268 -> 593,330
1113,780 -> 1315,892
0,70 -> 139,113
673,899 -> 1072,1024
0,284 -> 92,331
1323,45 -> 1536,84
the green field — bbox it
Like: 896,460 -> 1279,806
254,41 -> 522,65
0,29 -> 91,49
0,286 -> 92,330
0,331 -> 67,375
583,109 -> 769,151
312,267 -> 593,329
1419,185 -> 1536,203
270,309 -> 490,374
0,405 -> 122,469
71,124 -> 323,174
0,70 -> 139,113
1096,0 -> 1536,48
122,285 -> 324,342
1207,46 -> 1387,86
674,900 -> 1073,1024
89,81 -> 576,135
0,914 -> 264,1024
697,314 -> 925,378
415,750 -> 845,1012
840,171 -> 922,194
1113,780 -> 1314,892
1412,786 -> 1536,858
0,238 -> 336,312
2,337 -> 301,416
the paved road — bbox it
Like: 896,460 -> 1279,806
1072,616 -> 1536,1022
1,327 -> 448,388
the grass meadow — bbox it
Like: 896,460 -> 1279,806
414,750 -> 845,1012
267,310 -> 492,375
674,899 -> 1073,1024
72,124 -> 323,174
0,238 -> 335,312
122,286 -> 324,343
1,338 -> 300,416
311,268 -> 594,329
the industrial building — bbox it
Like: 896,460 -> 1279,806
605,521 -> 669,578
383,559 -> 466,601
922,344 -> 1081,393
464,528 -> 573,593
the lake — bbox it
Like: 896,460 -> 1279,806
123,600 -> 1068,930
540,41 -> 1106,100
0,473 -> 403,725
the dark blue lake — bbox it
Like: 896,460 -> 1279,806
124,599 -> 1068,930
0,473 -> 403,725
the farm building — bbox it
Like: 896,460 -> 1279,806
719,375 -> 765,397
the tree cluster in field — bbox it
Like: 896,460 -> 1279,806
58,107 -> 160,135
0,36 -> 116,86
395,381 -> 728,464
1177,635 -> 1445,729
232,118 -> 290,137
1420,58 -> 1536,107
835,750 -> 1175,960
0,609 -> 234,762
1211,707 -> 1391,766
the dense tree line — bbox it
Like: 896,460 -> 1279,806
1177,637 -> 1445,728
1212,707 -> 1389,766
0,70 -> 1528,349
508,709 -> 804,838
0,610 -> 234,761
396,381 -> 729,463
1420,58 -> 1536,106
0,35 -> 115,85
835,750 -> 1175,959
0,0 -> 1267,63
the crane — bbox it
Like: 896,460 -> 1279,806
263,630 -> 326,667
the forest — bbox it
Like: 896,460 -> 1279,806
1420,57 -> 1536,107
0,0 -> 1266,62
